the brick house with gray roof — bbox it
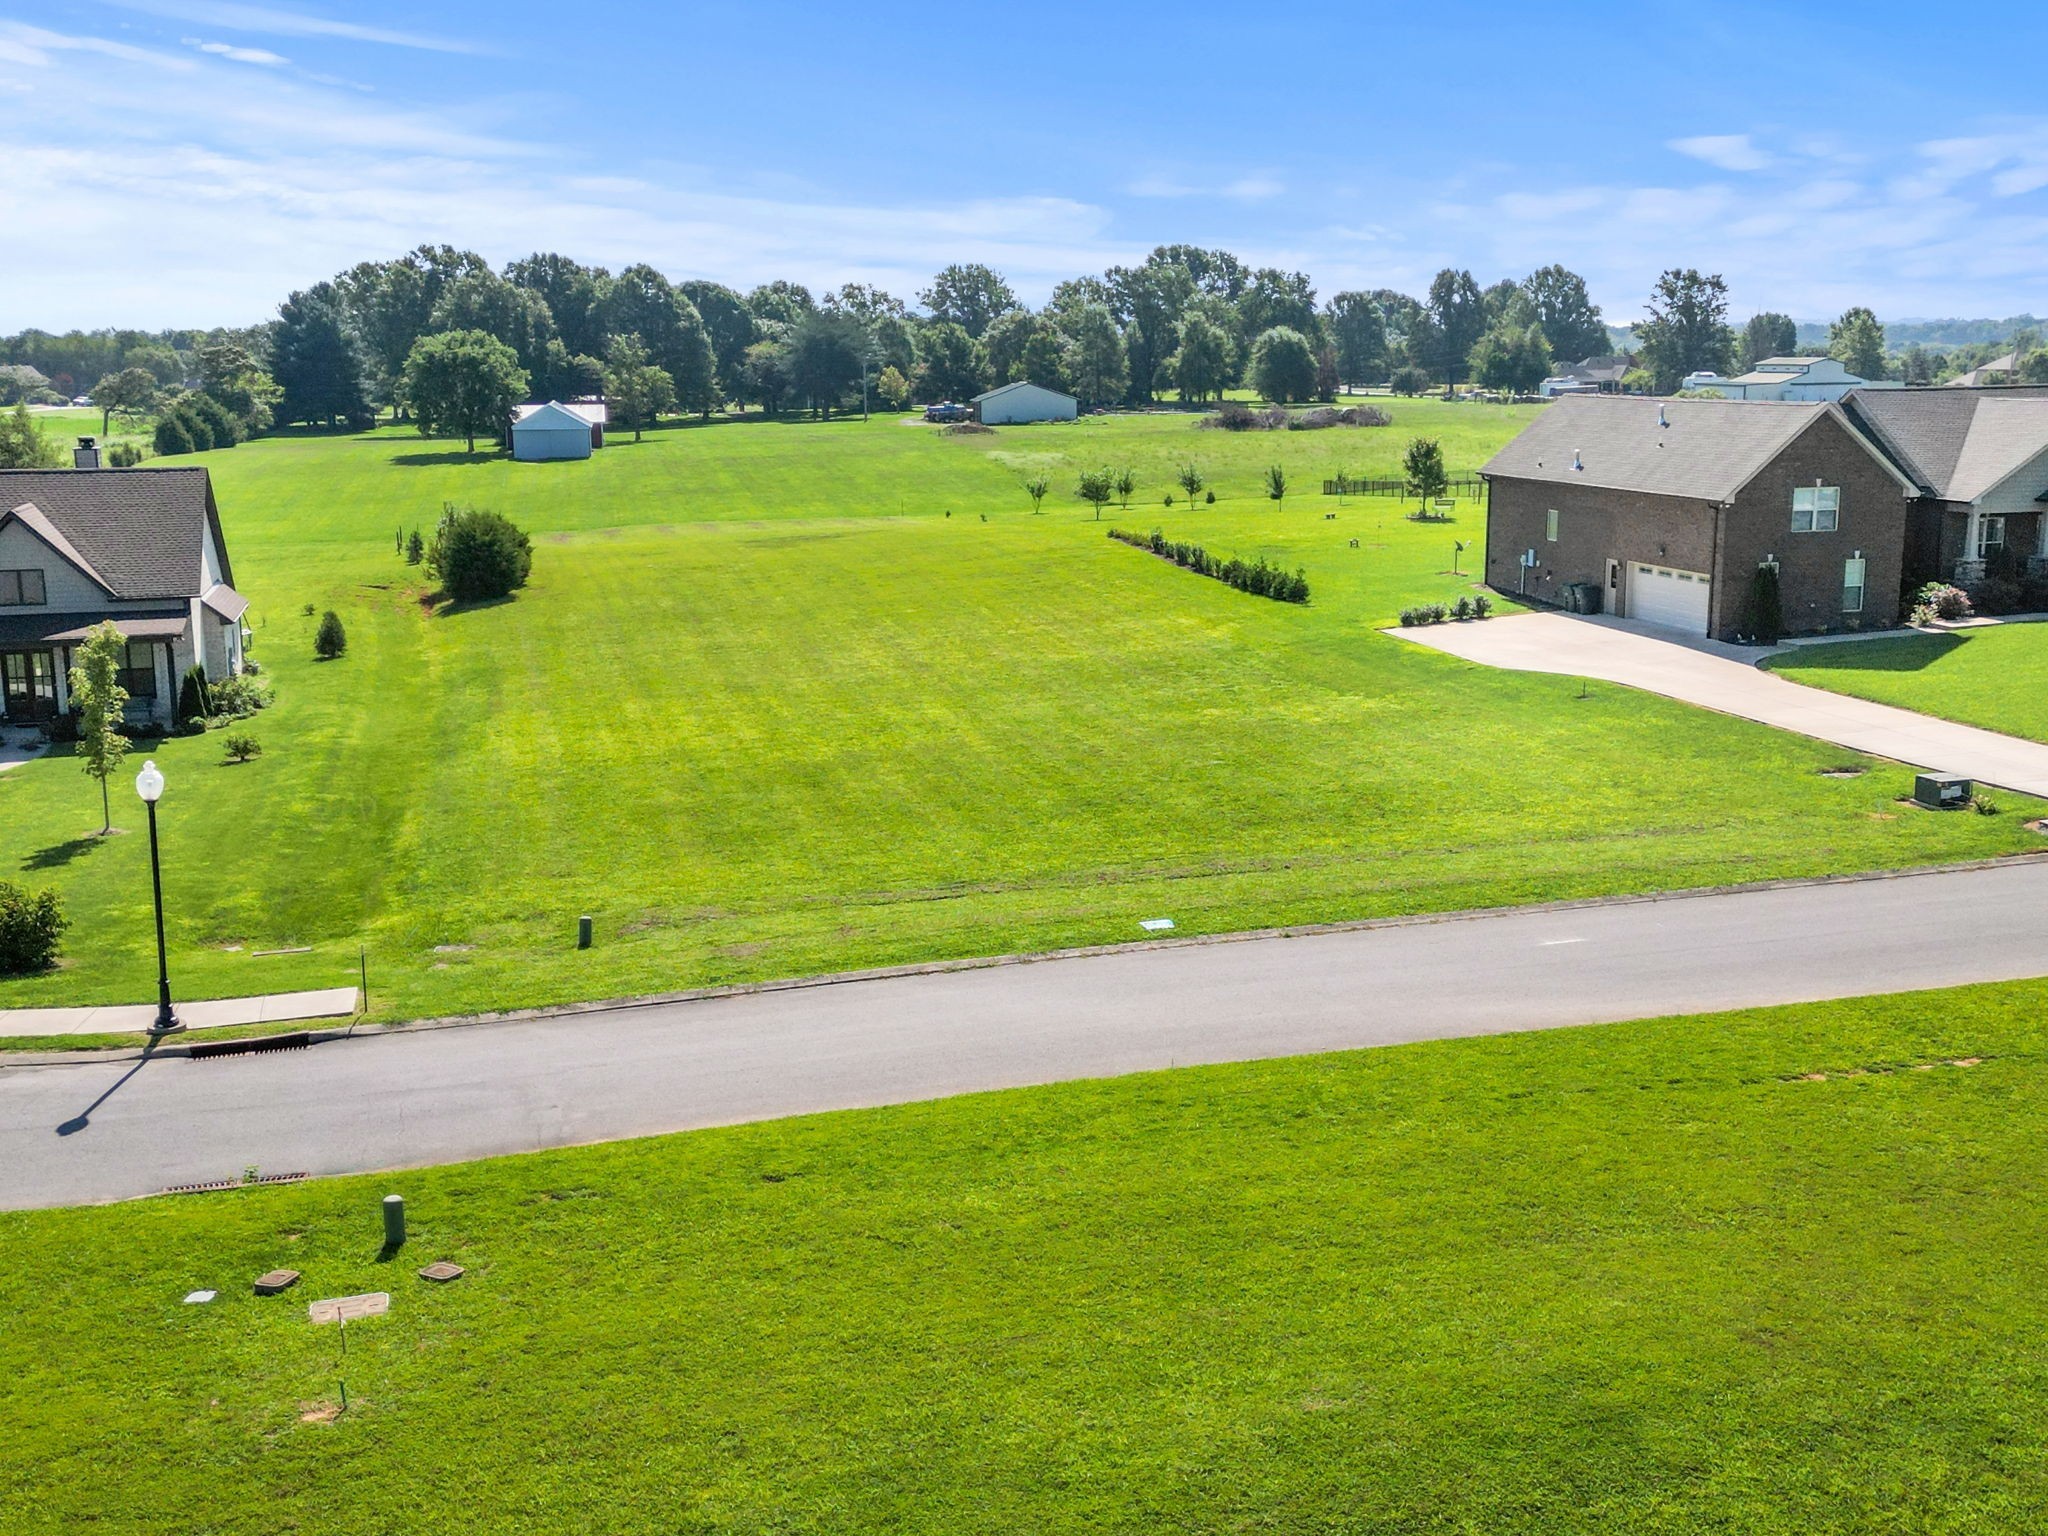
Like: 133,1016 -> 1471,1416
1480,394 -> 1918,640
0,462 -> 248,727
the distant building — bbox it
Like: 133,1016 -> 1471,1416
1689,356 -> 1891,403
972,381 -> 1078,425
510,401 -> 603,461
1548,356 -> 1634,394
1945,352 -> 2021,388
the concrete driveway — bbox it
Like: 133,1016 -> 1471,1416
1392,611 -> 2048,798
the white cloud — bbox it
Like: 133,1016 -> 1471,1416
103,0 -> 483,55
1127,172 -> 1284,201
1668,134 -> 1772,173
187,37 -> 290,65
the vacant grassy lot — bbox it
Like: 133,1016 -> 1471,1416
2,404 -> 2040,1038
9,978 -> 2048,1533
1768,624 -> 2048,743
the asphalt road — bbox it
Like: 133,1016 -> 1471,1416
8,860 -> 2048,1210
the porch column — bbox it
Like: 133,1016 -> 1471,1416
1957,508 -> 1986,584
52,648 -> 69,714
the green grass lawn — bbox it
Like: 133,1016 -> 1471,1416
1767,624 -> 2048,743
10,978 -> 2048,1533
3,403 -> 2042,1042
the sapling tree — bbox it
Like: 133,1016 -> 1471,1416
1114,467 -> 1136,511
69,621 -> 129,834
1025,474 -> 1050,514
1177,463 -> 1205,505
1265,463 -> 1287,509
1076,467 -> 1115,520
1403,435 -> 1448,510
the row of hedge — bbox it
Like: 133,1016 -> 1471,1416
154,394 -> 245,457
1108,528 -> 1310,604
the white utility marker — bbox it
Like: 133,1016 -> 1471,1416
308,1292 -> 390,1324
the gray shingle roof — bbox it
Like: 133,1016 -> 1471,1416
0,466 -> 230,600
1480,395 -> 1840,503
1842,385 -> 2048,498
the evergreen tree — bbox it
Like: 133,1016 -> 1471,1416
273,283 -> 370,427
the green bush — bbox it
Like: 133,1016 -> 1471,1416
175,663 -> 210,729
188,393 -> 241,447
314,610 -> 346,659
108,442 -> 144,467
152,412 -> 196,457
1473,594 -> 1493,619
1739,563 -> 1785,645
1107,528 -> 1308,604
0,881 -> 66,975
223,732 -> 262,763
428,504 -> 533,602
207,673 -> 269,720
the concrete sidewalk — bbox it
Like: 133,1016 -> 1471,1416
1391,611 -> 2048,798
0,987 -> 359,1039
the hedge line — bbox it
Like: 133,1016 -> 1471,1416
1108,528 -> 1309,604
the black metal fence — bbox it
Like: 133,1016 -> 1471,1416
1322,474 -> 1487,498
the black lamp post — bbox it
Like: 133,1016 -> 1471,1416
134,759 -> 182,1035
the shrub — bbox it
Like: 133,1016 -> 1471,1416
207,673 -> 269,720
223,732 -> 262,763
1473,594 -> 1493,619
152,412 -> 196,457
1207,401 -> 1258,431
1106,528 -> 1309,604
0,881 -> 66,975
1389,365 -> 1432,396
188,392 -> 241,447
1739,563 -> 1784,645
1970,576 -> 2023,615
1204,489 -> 1215,504
107,442 -> 143,467
314,610 -> 346,659
1913,582 -> 1972,622
175,663 -> 210,729
405,528 -> 425,565
428,504 -> 533,602
1452,595 -> 1474,620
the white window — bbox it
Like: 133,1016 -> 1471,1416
1978,515 -> 2006,558
1545,508 -> 1560,542
1843,555 -> 1866,614
1792,486 -> 1841,533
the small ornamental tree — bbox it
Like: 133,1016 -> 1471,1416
1265,464 -> 1288,509
68,620 -> 129,834
1025,474 -> 1050,514
1403,436 -> 1448,510
428,503 -> 533,602
1076,467 -> 1115,520
176,663 -> 210,729
1114,467 -> 1137,511
875,365 -> 912,411
1178,463 -> 1206,504
1740,563 -> 1785,645
314,610 -> 347,659
405,528 -> 425,565
0,881 -> 67,975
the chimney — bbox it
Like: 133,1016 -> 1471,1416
73,436 -> 100,469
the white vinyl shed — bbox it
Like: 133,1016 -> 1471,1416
510,401 -> 595,461
973,381 -> 1078,425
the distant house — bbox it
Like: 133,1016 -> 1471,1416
1,455 -> 248,727
1945,352 -> 2020,388
1843,385 -> 2048,585
1480,395 -> 1917,639
1687,356 -> 1888,403
510,401 -> 604,461
1551,356 -> 1634,394
972,381 -> 1078,425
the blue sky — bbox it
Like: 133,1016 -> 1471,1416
5,0 -> 2047,330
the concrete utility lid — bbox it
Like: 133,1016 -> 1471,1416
183,1289 -> 217,1305
417,1261 -> 465,1283
308,1292 -> 389,1324
253,1268 -> 300,1295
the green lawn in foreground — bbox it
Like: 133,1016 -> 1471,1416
9,978 -> 2048,1533
2,404 -> 2041,1039
1767,624 -> 2048,744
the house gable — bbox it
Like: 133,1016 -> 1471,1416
0,507 -> 117,608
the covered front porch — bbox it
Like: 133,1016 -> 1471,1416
0,611 -> 189,729
1942,506 -> 2045,586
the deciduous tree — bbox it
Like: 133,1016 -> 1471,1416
603,334 -> 675,440
1738,312 -> 1799,372
1059,304 -> 1127,407
919,264 -> 1017,338
1323,292 -> 1388,388
400,330 -> 528,452
1425,269 -> 1486,395
69,620 -> 129,834
1249,326 -> 1317,403
1170,313 -> 1233,403
1637,269 -> 1734,393
1520,265 -> 1607,364
1828,306 -> 1888,380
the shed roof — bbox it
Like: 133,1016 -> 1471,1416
972,380 -> 1077,404
511,401 -> 594,430
1481,395 -> 1857,503
0,467 -> 230,599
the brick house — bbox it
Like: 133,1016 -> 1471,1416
1480,394 -> 1918,640
0,460 -> 248,728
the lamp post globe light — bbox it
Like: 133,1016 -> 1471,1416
134,759 -> 181,1035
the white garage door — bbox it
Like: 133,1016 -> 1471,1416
1629,564 -> 1711,633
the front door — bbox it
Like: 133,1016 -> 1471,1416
1,652 -> 56,721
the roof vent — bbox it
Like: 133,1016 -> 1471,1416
1657,405 -> 1668,428
73,436 -> 100,469
1572,449 -> 1583,471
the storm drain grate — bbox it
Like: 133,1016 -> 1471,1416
163,1178 -> 240,1196
187,1032 -> 314,1061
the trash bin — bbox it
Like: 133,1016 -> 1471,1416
1580,581 -> 1603,616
